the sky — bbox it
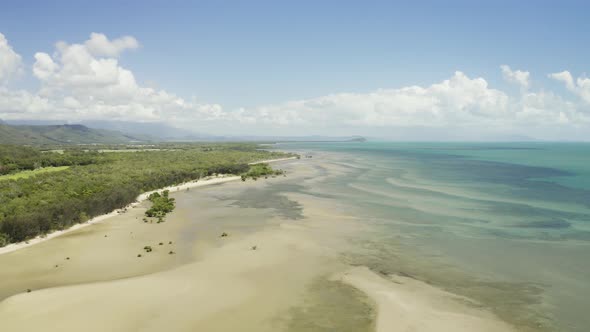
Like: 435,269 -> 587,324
1,0 -> 590,140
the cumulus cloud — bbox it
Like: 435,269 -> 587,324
0,87 -> 51,116
232,71 -> 510,128
221,70 -> 590,137
24,33 -> 221,122
32,52 -> 57,80
501,65 -> 530,90
84,32 -> 139,57
550,71 -> 590,103
0,33 -> 23,84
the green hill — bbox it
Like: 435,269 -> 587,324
0,124 -> 152,145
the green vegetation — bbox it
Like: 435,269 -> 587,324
242,163 -> 285,181
145,190 -> 175,222
0,166 -> 70,181
0,233 -> 8,247
0,143 -> 294,246
0,144 -> 99,175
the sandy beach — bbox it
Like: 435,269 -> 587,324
0,156 -> 299,257
0,155 -> 517,332
0,175 -> 242,256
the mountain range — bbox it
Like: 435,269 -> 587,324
0,123 -> 151,145
1,120 -> 368,144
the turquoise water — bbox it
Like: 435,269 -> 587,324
279,142 -> 590,331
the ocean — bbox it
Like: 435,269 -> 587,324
278,141 -> 590,331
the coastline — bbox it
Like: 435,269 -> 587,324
0,154 -> 519,332
0,175 -> 241,256
248,156 -> 297,164
0,156 -> 296,256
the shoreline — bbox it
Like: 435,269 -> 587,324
248,156 -> 297,164
0,153 -> 521,332
0,156 -> 296,256
0,175 -> 241,256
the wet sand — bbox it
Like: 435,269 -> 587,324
338,266 -> 515,332
0,156 -> 516,332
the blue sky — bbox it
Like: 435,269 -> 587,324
1,1 -> 589,139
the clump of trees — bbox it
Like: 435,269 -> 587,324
241,163 -> 285,181
145,190 -> 175,222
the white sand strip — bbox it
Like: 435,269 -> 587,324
248,156 -> 297,164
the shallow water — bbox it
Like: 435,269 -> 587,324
282,278 -> 375,332
277,142 -> 590,332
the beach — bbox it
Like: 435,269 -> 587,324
0,154 -> 517,332
0,156 -> 297,257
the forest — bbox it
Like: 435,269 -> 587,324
0,143 -> 292,246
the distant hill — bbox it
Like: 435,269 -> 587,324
3,120 -> 368,143
0,123 -> 152,145
4,120 -> 208,141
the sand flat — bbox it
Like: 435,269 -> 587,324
0,197 -> 341,332
339,266 -> 515,332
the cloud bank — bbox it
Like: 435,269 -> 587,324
2,33 -> 221,123
1,32 -> 589,140
550,71 -> 590,104
501,65 -> 530,90
0,33 -> 22,84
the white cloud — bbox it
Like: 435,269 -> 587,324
515,91 -> 584,126
219,69 -> 590,138
0,32 -> 589,140
232,71 -> 510,128
32,52 -> 57,80
550,71 -> 590,103
0,87 -> 51,115
0,33 -> 23,84
24,33 -> 222,122
500,65 -> 530,90
84,32 -> 139,57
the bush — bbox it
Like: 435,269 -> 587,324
145,190 -> 175,219
241,163 -> 284,181
0,233 -> 9,247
